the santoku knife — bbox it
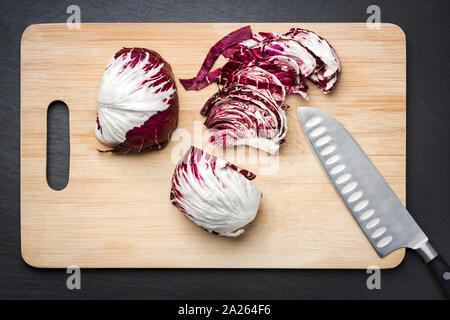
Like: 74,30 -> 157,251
298,107 -> 449,298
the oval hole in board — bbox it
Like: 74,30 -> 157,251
46,101 -> 70,191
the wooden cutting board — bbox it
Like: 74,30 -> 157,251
21,23 -> 406,268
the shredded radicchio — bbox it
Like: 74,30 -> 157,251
170,146 -> 262,237
179,26 -> 341,154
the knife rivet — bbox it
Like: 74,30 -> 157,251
443,272 -> 450,280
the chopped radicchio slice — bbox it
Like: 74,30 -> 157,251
284,28 -> 341,93
170,146 -> 262,237
201,86 -> 288,155
219,62 -> 287,104
227,32 -> 319,78
224,28 -> 341,94
95,47 -> 178,153
179,26 -> 253,90
219,55 -> 309,101
222,32 -> 279,58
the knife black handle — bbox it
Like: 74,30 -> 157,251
427,255 -> 450,299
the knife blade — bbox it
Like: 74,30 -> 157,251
298,107 -> 449,297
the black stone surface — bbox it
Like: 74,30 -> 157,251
0,0 -> 449,299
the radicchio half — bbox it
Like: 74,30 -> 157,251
170,146 -> 262,237
95,47 -> 178,153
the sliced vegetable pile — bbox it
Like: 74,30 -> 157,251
170,146 -> 262,237
96,47 -> 178,153
180,26 -> 341,154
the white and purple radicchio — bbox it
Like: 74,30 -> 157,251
170,146 -> 262,237
96,47 -> 178,153
200,86 -> 288,155
179,26 -> 341,154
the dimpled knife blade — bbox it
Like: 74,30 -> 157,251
297,108 -> 450,297
297,107 -> 430,258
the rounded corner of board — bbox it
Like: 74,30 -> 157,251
383,23 -> 406,43
381,247 -> 406,270
21,24 -> 41,44
20,248 -> 45,269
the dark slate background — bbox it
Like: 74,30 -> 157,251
0,0 -> 449,300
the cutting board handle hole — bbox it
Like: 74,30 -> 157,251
46,101 -> 70,191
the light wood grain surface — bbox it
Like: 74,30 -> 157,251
21,23 -> 406,268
